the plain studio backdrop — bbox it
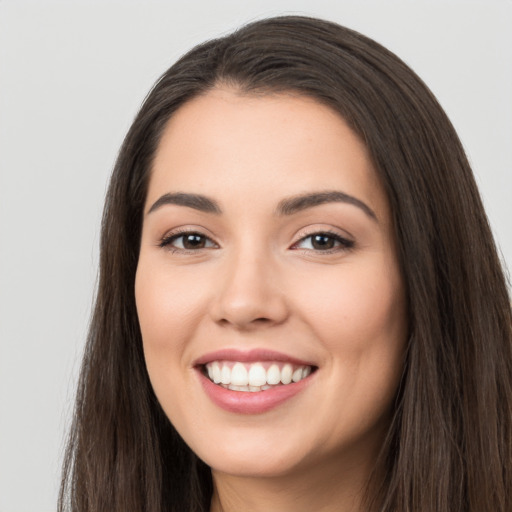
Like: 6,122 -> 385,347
0,1 -> 511,511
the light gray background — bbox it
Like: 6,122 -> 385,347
1,1 -> 511,511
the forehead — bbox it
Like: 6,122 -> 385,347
148,88 -> 389,221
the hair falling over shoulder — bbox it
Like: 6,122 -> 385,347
58,15 -> 512,512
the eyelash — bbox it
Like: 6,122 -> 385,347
291,230 -> 355,254
159,229 -> 217,253
159,229 -> 354,254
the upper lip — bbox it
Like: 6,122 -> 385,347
193,348 -> 316,367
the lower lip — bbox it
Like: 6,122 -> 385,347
197,369 -> 314,414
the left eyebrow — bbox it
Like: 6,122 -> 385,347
275,190 -> 378,222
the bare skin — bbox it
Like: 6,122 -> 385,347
210,444 -> 383,512
135,87 -> 407,512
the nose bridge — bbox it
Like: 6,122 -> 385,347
212,240 -> 288,328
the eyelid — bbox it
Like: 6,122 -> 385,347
156,225 -> 354,254
290,228 -> 355,253
158,226 -> 219,252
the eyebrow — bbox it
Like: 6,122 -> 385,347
147,192 -> 222,215
276,191 -> 377,221
147,190 -> 377,221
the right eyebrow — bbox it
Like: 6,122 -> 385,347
146,192 -> 222,215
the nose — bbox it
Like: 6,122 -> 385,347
210,250 -> 289,330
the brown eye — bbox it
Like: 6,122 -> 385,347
160,232 -> 217,251
293,232 -> 354,252
311,234 -> 336,250
182,234 -> 207,249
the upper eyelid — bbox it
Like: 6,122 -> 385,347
160,225 -> 218,241
293,226 -> 354,242
157,228 -> 219,252
162,231 -> 217,244
292,232 -> 353,247
157,226 -> 354,248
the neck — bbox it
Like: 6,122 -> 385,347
210,452 -> 383,512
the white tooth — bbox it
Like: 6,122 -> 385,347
212,362 -> 221,383
249,386 -> 260,392
231,362 -> 249,386
220,365 -> 231,385
207,364 -> 214,380
266,364 -> 281,385
248,363 -> 267,387
302,366 -> 311,378
292,367 -> 303,382
228,384 -> 244,391
281,364 -> 293,384
261,385 -> 271,390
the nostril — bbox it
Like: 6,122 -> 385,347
217,315 -> 278,329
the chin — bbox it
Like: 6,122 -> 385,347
205,449 -> 305,479
181,423 -> 309,478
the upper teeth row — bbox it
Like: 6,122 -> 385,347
205,361 -> 312,387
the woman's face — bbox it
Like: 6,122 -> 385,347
135,88 -> 407,479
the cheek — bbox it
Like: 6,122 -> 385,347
134,261 -> 209,423
134,261 -> 210,394
298,259 -> 405,341
294,257 -> 407,404
135,262 -> 205,344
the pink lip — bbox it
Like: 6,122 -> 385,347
193,348 -> 314,367
197,370 -> 314,414
193,348 -> 317,414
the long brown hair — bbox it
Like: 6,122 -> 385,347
59,15 -> 512,512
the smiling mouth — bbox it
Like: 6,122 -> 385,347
201,361 -> 316,392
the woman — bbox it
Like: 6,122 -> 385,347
59,15 -> 512,512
